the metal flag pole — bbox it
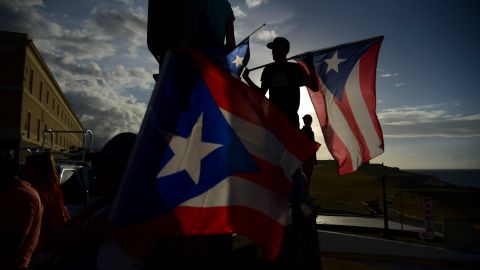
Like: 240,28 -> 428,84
248,62 -> 270,71
249,55 -> 296,71
236,23 -> 266,48
249,35 -> 385,71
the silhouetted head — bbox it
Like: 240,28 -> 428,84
90,132 -> 137,199
24,152 -> 59,187
267,37 -> 290,62
0,150 -> 19,189
302,114 -> 313,126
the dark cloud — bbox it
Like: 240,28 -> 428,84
246,0 -> 269,9
232,5 -> 247,18
43,52 -> 155,147
1,1 -> 155,147
89,4 -> 147,57
379,104 -> 480,138
60,74 -> 147,147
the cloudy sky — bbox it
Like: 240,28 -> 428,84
1,0 -> 479,169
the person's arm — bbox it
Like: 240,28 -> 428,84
242,68 -> 268,95
299,64 -> 319,92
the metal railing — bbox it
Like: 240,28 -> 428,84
41,129 -> 93,161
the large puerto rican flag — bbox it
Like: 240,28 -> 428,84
293,36 -> 384,175
110,49 -> 319,259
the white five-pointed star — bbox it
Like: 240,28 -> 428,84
157,113 -> 222,184
324,51 -> 345,73
232,55 -> 244,68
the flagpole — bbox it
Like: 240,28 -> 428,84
249,35 -> 385,71
248,55 -> 297,71
236,23 -> 266,47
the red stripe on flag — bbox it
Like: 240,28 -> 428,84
113,205 -> 286,259
236,155 -> 292,197
334,93 -> 371,162
301,64 -> 355,175
325,123 -> 354,175
174,206 -> 285,259
359,43 -> 384,149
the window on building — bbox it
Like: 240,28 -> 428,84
37,119 -> 41,142
39,81 -> 43,102
57,104 -> 59,116
44,124 -> 49,146
29,68 -> 34,94
46,90 -> 49,104
52,98 -> 55,110
27,112 -> 31,139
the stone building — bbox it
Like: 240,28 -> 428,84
0,31 -> 84,161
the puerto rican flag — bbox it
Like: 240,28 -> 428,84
293,36 -> 384,175
226,37 -> 250,77
111,49 -> 319,259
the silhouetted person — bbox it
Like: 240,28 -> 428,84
243,36 -> 318,217
0,151 -> 43,270
147,0 -> 235,68
22,152 -> 71,268
41,133 -> 140,269
243,37 -> 322,269
301,114 -> 317,196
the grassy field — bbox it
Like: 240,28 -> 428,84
309,161 -> 480,225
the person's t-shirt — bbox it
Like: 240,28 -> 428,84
199,0 -> 234,47
0,180 -> 42,268
147,0 -> 234,62
261,62 -> 305,126
301,126 -> 315,140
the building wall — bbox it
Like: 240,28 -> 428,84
0,31 -> 84,159
0,33 -> 25,146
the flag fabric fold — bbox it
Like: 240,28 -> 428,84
226,37 -> 250,76
292,36 -> 384,175
111,48 -> 319,259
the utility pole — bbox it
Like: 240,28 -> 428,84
382,175 -> 394,239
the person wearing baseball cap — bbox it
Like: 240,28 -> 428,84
242,36 -> 317,127
242,37 -> 319,222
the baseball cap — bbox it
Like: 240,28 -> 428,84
267,37 -> 290,50
302,114 -> 312,121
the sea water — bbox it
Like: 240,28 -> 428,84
405,169 -> 480,188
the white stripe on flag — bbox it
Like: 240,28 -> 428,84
323,82 -> 362,171
180,175 -> 289,224
219,108 -> 302,178
345,62 -> 383,158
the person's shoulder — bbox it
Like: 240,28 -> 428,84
285,62 -> 301,71
17,180 -> 38,195
14,181 -> 42,208
24,182 -> 42,201
263,63 -> 275,71
261,63 -> 274,78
